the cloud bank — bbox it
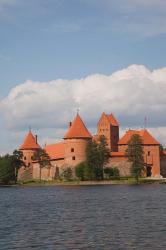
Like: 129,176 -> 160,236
1,64 -> 166,146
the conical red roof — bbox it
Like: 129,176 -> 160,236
20,131 -> 41,150
64,114 -> 92,139
118,129 -> 160,145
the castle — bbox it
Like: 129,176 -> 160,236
18,112 -> 166,180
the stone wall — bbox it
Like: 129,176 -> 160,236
17,165 -> 33,181
118,144 -> 161,177
33,159 -> 65,180
107,157 -> 131,176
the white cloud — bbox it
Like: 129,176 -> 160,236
1,64 -> 166,148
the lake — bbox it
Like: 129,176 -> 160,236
0,185 -> 166,250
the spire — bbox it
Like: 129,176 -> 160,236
64,113 -> 92,139
20,131 -> 41,150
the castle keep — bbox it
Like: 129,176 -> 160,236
18,112 -> 166,180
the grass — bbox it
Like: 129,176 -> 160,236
15,177 -> 166,186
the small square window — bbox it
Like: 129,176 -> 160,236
24,157 -> 26,160
72,156 -> 75,160
71,148 -> 74,152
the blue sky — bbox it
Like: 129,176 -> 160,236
0,0 -> 166,153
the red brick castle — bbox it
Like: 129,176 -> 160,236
18,112 -> 166,180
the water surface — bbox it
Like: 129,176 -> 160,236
0,185 -> 166,250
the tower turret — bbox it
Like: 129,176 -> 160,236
19,130 -> 41,166
97,112 -> 119,151
64,113 -> 92,167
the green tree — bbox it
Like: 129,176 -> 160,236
86,140 -> 100,180
86,136 -> 110,180
33,149 -> 51,181
11,150 -> 25,183
0,155 -> 15,184
98,135 -> 110,179
75,162 -> 86,181
125,134 -> 145,183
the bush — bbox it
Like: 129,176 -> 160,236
75,162 -> 86,181
62,167 -> 73,181
104,167 -> 120,179
75,162 -> 94,181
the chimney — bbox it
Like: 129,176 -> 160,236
35,135 -> 38,144
69,122 -> 72,127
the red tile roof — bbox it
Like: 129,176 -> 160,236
64,114 -> 92,139
20,131 -> 41,150
111,152 -> 125,157
44,142 -> 65,160
118,129 -> 160,145
106,113 -> 119,126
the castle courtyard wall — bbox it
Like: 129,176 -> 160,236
107,156 -> 131,176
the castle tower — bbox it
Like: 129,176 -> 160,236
19,130 -> 41,166
64,113 -> 92,167
97,112 -> 119,152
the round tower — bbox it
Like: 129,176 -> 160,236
63,114 -> 92,168
19,130 -> 41,167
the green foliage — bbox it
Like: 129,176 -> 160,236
62,167 -> 73,181
33,149 -> 50,167
33,149 -> 51,180
0,150 -> 24,184
125,134 -> 145,183
0,155 -> 15,184
11,150 -> 25,181
85,135 -> 110,180
104,167 -> 120,179
75,162 -> 86,181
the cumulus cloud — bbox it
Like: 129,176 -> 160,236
1,64 -> 166,146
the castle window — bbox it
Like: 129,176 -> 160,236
72,156 -> 75,160
71,148 -> 74,152
24,157 -> 26,160
148,151 -> 150,156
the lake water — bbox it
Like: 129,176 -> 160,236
0,185 -> 166,250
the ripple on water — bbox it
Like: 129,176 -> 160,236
0,185 -> 166,250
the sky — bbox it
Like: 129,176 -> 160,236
0,0 -> 166,154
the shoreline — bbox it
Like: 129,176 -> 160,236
1,178 -> 166,187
